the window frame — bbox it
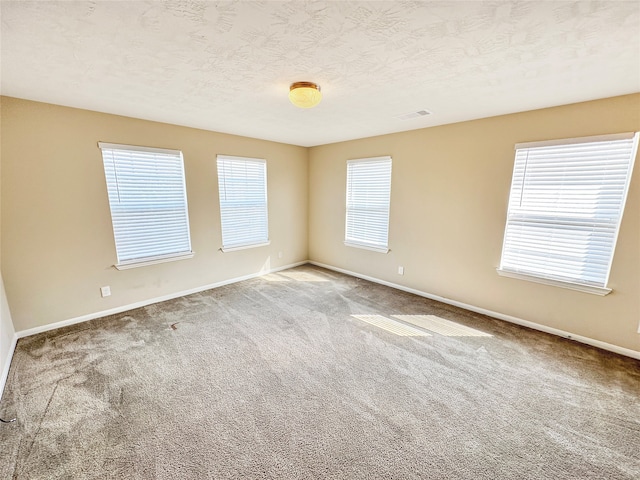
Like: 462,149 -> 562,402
216,155 -> 270,252
98,142 -> 194,270
344,156 -> 393,253
497,132 -> 638,295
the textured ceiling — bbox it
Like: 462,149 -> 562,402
1,1 -> 639,147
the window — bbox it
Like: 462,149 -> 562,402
99,142 -> 193,269
498,132 -> 638,295
217,155 -> 269,251
345,156 -> 392,253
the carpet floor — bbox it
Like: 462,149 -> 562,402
0,264 -> 639,479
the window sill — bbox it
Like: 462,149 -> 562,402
221,241 -> 270,253
115,252 -> 194,270
496,268 -> 612,296
344,241 -> 389,254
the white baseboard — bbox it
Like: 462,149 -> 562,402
309,261 -> 640,361
0,333 -> 18,403
16,260 -> 308,340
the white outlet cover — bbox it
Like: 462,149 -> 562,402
101,286 -> 111,297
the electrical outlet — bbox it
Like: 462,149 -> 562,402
398,266 -> 404,275
278,251 -> 283,259
100,286 -> 111,297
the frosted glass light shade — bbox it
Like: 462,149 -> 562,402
289,82 -> 322,108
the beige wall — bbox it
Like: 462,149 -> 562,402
1,97 -> 308,331
309,94 -> 640,353
1,94 -> 639,354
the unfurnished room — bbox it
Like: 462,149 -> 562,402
0,1 -> 639,479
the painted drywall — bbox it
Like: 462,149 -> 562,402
0,97 -> 308,331
309,94 -> 640,353
2,94 -> 639,355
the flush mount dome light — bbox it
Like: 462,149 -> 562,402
289,81 -> 322,108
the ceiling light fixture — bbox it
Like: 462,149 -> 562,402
289,82 -> 322,108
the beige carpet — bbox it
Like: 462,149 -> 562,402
1,265 -> 639,479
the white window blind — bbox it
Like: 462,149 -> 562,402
99,142 -> 193,269
217,155 -> 269,251
498,132 -> 638,294
345,156 -> 392,253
